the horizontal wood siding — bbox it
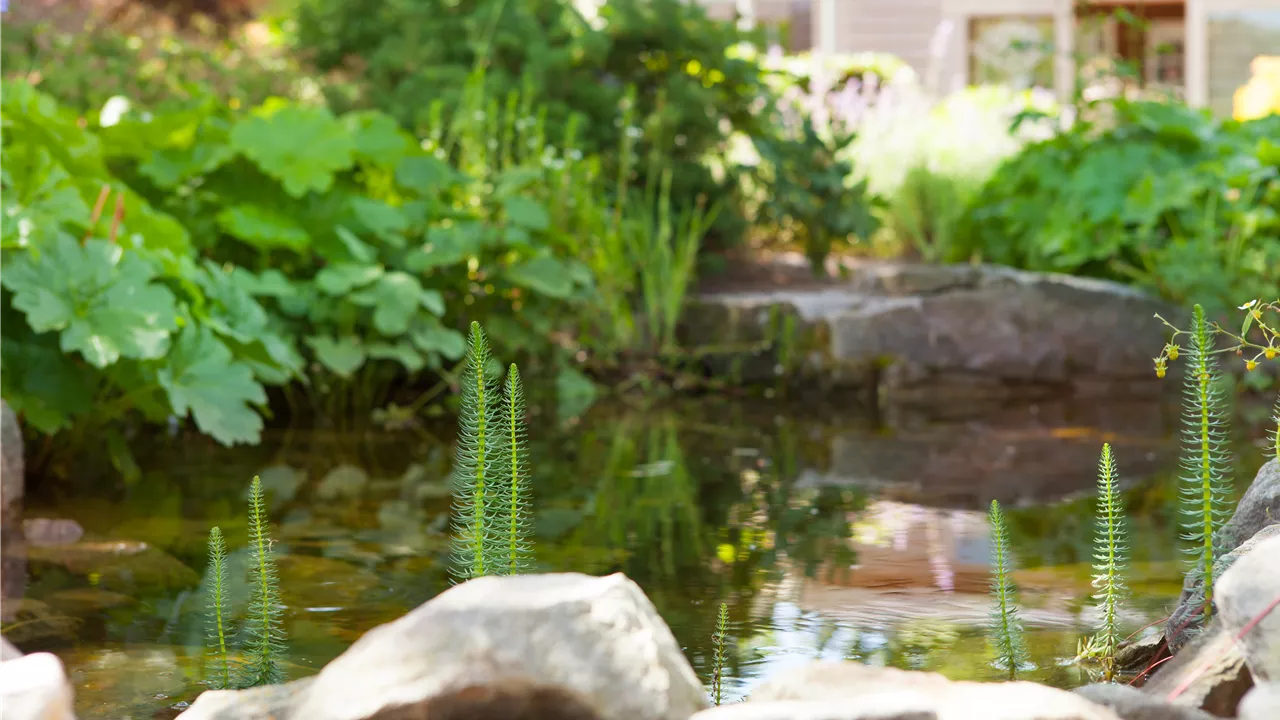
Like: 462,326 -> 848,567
839,0 -> 946,76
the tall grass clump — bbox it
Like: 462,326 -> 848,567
238,476 -> 287,688
448,322 -> 533,580
1087,443 -> 1128,681
988,499 -> 1028,679
1177,304 -> 1233,616
204,527 -> 231,690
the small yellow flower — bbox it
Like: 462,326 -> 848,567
1168,345 -> 1179,361
1246,360 -> 1258,371
1267,347 -> 1277,360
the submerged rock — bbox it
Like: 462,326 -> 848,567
1216,531 -> 1280,683
681,262 -> 1172,407
0,642 -> 77,720
1167,461 -> 1280,651
695,661 -> 1123,720
1074,682 -> 1216,720
179,572 -> 707,720
1143,622 -> 1253,718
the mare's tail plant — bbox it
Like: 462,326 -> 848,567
1270,393 -> 1279,461
988,499 -> 1028,679
1087,443 -> 1128,681
448,322 -> 533,580
204,527 -> 230,690
450,322 -> 501,581
1177,305 -> 1233,618
498,364 -> 532,575
712,602 -> 729,706
239,476 -> 286,688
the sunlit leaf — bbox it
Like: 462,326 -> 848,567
305,335 -> 366,377
217,205 -> 310,252
2,236 -> 179,367
230,105 -> 355,197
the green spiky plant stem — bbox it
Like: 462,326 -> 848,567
1089,443 -> 1128,682
449,321 -> 501,581
205,527 -> 230,690
988,499 -> 1028,680
1270,393 -> 1279,461
712,602 -> 728,706
1179,304 -> 1233,620
239,476 -> 286,688
500,363 -> 532,575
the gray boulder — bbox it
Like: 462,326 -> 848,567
1,399 -> 22,528
1143,622 -> 1253,718
0,645 -> 76,720
1073,683 -> 1216,720
1216,532 -> 1280,683
693,661 -> 1122,720
1167,460 -> 1280,651
1237,684 -> 1280,720
180,572 -> 707,720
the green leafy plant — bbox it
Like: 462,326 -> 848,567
960,101 -> 1280,315
292,0 -> 766,243
204,526 -> 231,690
712,601 -> 728,706
448,322 -> 534,580
1082,443 -> 1128,681
239,476 -> 287,688
988,499 -> 1028,679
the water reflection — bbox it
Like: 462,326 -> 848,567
1,396 -> 1268,716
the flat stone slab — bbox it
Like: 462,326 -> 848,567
681,261 -> 1177,406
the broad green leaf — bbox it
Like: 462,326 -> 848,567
349,271 -> 430,336
157,326 -> 267,446
247,269 -> 299,299
230,105 -> 355,197
305,335 -> 367,377
504,255 -> 576,299
315,263 -> 384,296
335,225 -> 378,263
420,289 -> 445,317
556,365 -> 599,421
0,332 -> 94,433
0,145 -> 90,249
410,323 -> 466,361
344,110 -> 413,167
2,236 -> 179,367
404,223 -> 487,272
217,205 -> 310,252
396,155 -> 456,196
368,342 -> 425,372
139,141 -> 235,189
350,197 -> 409,241
503,196 -> 550,231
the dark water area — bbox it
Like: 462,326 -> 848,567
2,395 -> 1272,718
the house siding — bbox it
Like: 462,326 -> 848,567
837,0 -> 946,75
1206,11 -> 1280,117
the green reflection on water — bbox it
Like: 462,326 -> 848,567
4,398 -> 1269,716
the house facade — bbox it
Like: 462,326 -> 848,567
698,0 -> 1280,116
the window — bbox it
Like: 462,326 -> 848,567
969,16 -> 1055,90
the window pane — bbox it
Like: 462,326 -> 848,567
1208,11 -> 1280,117
970,16 -> 1055,90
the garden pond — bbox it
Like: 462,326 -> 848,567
3,394 -> 1272,718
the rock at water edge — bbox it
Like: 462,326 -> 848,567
1216,532 -> 1280,683
0,650 -> 76,720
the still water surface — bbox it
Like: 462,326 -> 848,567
5,396 -> 1270,718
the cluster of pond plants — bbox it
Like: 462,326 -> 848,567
190,300 -> 1280,702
